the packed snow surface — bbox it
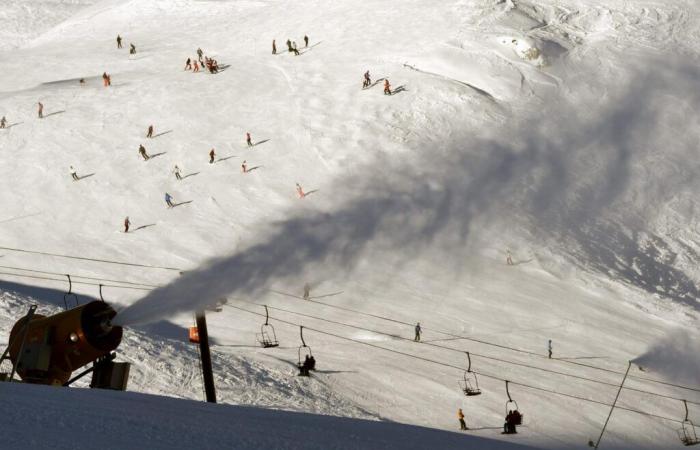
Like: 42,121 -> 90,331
1,0 -> 700,448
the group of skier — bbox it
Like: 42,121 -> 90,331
272,35 -> 309,56
184,48 -> 220,73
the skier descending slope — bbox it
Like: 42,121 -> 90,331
173,165 -> 182,180
246,132 -> 253,147
209,148 -> 216,164
241,160 -> 247,173
296,183 -> 305,199
184,58 -> 192,70
272,40 -> 277,55
414,322 -> 421,341
139,144 -> 149,160
384,79 -> 392,95
124,216 -> 131,233
69,166 -> 79,181
37,102 -> 43,119
0,116 -> 6,128
165,193 -> 174,208
129,43 -> 136,55
362,71 -> 371,88
146,125 -> 154,138
116,34 -> 122,49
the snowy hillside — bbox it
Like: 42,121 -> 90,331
1,0 -> 699,448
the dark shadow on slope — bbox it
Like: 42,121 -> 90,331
253,139 -> 270,147
181,172 -> 200,179
43,111 -> 66,118
246,166 -> 262,172
509,258 -> 534,266
149,152 -> 167,159
216,156 -> 235,163
0,280 -> 98,309
172,200 -> 193,208
152,130 -> 173,138
133,224 -> 156,231
390,85 -> 407,95
77,173 -> 95,181
3,122 -> 23,129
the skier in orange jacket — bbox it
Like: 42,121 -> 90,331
384,79 -> 392,95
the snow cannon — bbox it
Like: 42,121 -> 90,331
6,301 -> 125,387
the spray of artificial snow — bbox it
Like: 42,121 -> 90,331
633,329 -> 700,387
116,60 -> 700,326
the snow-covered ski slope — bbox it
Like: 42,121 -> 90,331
1,0 -> 700,448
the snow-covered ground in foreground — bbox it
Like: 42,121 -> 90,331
0,381 -> 538,450
1,0 -> 700,448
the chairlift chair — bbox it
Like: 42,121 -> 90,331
256,306 -> 279,348
678,400 -> 700,446
63,274 -> 80,310
505,380 -> 523,426
459,352 -> 482,396
297,326 -> 313,376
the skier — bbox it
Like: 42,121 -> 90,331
548,339 -> 553,359
303,283 -> 310,300
173,165 -> 182,180
147,125 -> 154,138
124,216 -> 131,233
414,322 -> 421,342
116,35 -> 122,49
139,144 -> 149,160
193,61 -> 200,73
384,79 -> 392,95
70,166 -> 79,181
102,72 -> 111,87
362,70 -> 371,88
197,48 -> 203,60
458,408 -> 468,430
165,192 -> 175,208
0,116 -> 6,128
272,39 -> 277,55
241,160 -> 247,173
209,148 -> 216,164
246,132 -> 253,147
37,102 -> 44,119
286,39 -> 292,52
129,43 -> 136,55
506,249 -> 513,265
304,35 -> 309,47
296,182 -> 305,199
185,58 -> 192,70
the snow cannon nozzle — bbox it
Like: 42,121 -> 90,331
6,301 -> 124,386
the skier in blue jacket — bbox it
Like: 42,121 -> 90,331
165,192 -> 174,208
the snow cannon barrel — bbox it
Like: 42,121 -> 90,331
8,301 -> 122,386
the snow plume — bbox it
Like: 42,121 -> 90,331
633,329 -> 700,387
116,59 -> 700,326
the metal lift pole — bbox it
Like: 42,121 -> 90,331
593,361 -> 632,449
195,310 -> 216,403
